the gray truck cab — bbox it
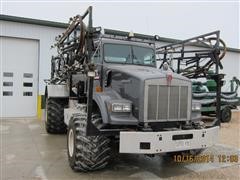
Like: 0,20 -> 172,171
91,38 -> 199,125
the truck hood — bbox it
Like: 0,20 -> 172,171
107,64 -> 190,81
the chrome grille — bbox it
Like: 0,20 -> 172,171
180,86 -> 188,118
158,86 -> 168,119
147,85 -> 188,121
169,86 -> 179,119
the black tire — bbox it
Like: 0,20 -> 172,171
220,106 -> 232,123
67,111 -> 112,172
45,98 -> 67,134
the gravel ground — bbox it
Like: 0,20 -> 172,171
170,109 -> 240,180
219,110 -> 240,148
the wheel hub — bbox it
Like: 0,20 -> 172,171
68,129 -> 74,157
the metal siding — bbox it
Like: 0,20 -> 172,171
0,20 -> 65,95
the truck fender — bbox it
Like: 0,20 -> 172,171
93,90 -> 122,124
46,84 -> 69,98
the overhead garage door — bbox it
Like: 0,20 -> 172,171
0,37 -> 39,117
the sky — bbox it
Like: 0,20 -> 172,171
1,1 -> 239,49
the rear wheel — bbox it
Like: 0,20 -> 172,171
45,98 -> 67,134
67,110 -> 112,172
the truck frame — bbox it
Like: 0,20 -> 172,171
44,6 -> 224,171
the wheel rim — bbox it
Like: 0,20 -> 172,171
68,129 -> 74,157
45,99 -> 48,122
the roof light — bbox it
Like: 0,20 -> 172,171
154,35 -> 160,41
128,31 -> 134,38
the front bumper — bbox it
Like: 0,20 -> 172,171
119,126 -> 219,154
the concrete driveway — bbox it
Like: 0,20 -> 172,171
1,110 -> 239,179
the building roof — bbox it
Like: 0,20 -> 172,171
1,14 -> 239,53
0,14 -> 68,29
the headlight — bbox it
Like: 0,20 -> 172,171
122,104 -> 131,112
112,103 -> 132,112
192,102 -> 201,111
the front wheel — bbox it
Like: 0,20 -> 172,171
67,111 -> 112,172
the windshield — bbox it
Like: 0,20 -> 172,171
104,43 -> 155,66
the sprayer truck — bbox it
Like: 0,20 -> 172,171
44,6 -> 226,171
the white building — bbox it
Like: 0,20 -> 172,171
1,15 -> 239,118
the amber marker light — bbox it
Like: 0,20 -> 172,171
96,86 -> 102,92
